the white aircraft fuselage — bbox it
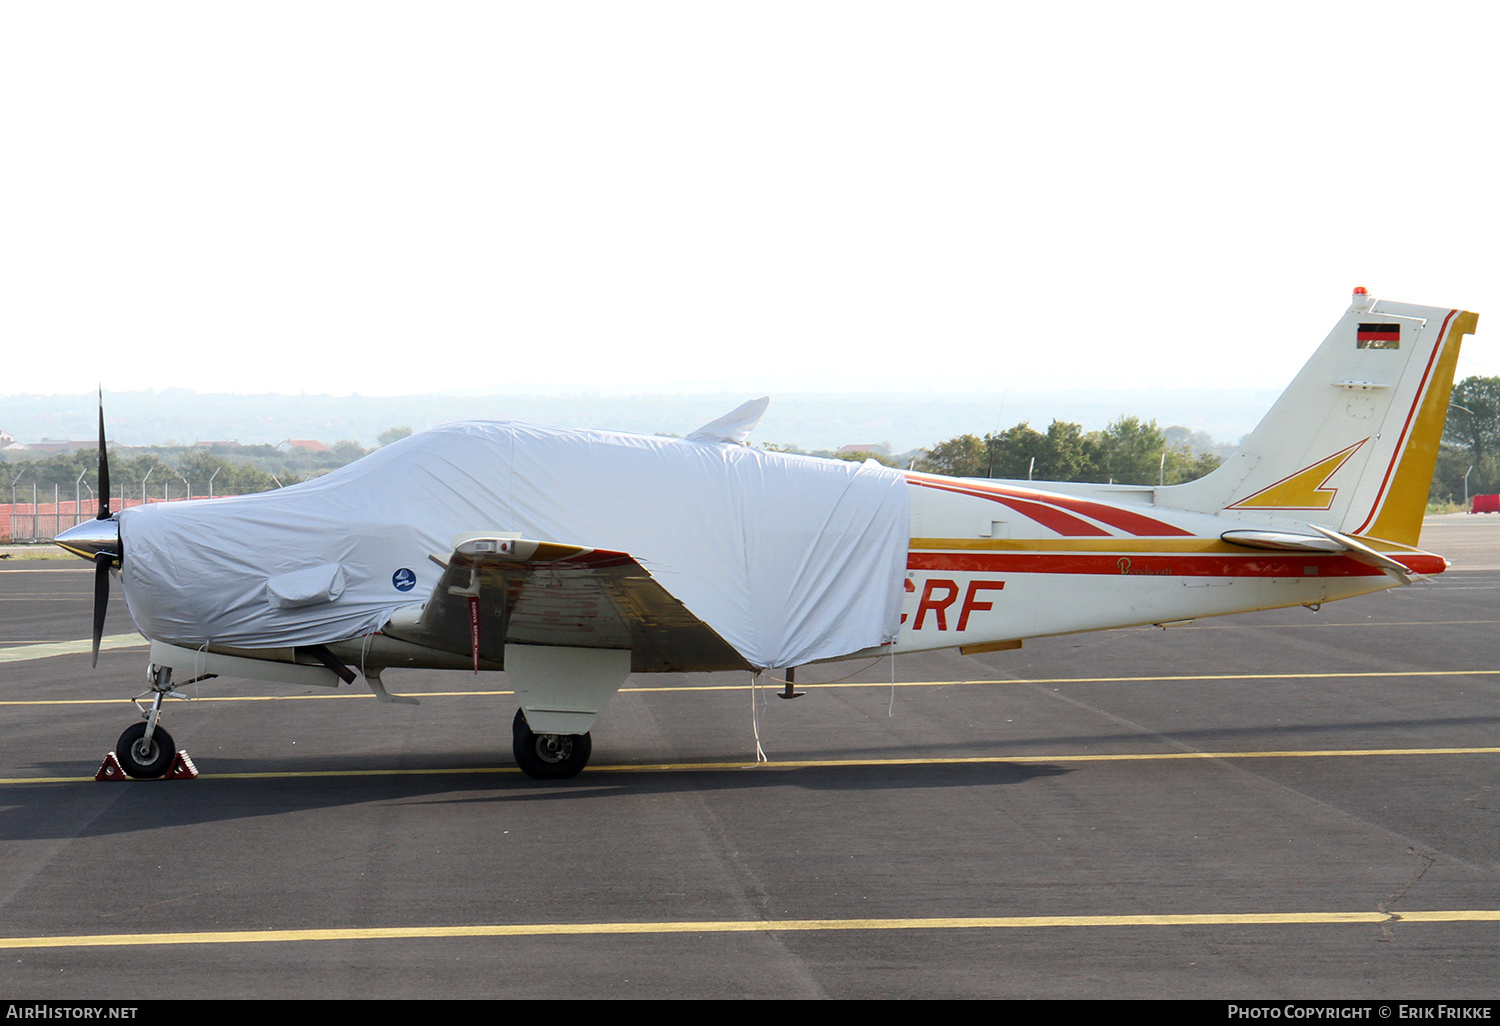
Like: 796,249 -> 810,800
55,290 -> 1478,778
890,471 -> 1441,659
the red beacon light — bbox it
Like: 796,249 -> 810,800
1353,286 -> 1368,295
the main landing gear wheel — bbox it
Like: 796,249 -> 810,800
512,708 -> 591,780
116,722 -> 176,779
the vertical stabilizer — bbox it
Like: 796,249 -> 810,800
1156,290 -> 1478,546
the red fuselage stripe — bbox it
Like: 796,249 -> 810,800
992,495 -> 1111,536
906,550 -> 1444,578
907,476 -> 1194,537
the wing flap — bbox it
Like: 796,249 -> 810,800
383,534 -> 750,673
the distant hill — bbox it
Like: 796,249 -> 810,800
0,388 -> 1278,454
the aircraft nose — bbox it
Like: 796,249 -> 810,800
55,517 -> 121,565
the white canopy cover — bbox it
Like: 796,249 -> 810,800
119,421 -> 912,670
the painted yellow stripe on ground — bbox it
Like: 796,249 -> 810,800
0,634 -> 147,664
1180,618 -> 1500,630
907,669 -> 1500,686
0,691 -> 430,707
0,768 -> 525,784
0,640 -> 105,646
0,566 -> 90,572
593,748 -> 1500,773
6,666 -> 1500,707
0,592 -> 96,598
3,909 -> 1497,950
625,668 -> 1500,691
5,745 -> 1498,785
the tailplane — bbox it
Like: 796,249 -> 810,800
1157,289 -> 1478,546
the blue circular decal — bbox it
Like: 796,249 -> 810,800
392,568 -> 417,592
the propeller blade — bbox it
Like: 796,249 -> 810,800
91,552 -> 110,667
96,388 -> 111,520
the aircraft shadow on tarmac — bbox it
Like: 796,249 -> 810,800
0,758 -> 1073,840
6,709 -> 1497,840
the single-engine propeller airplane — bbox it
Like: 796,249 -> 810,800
56,289 -> 1478,779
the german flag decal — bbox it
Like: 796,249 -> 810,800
1356,323 -> 1401,349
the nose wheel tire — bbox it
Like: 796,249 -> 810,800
116,722 -> 176,779
512,709 -> 591,779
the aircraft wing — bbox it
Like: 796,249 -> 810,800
381,534 -> 751,673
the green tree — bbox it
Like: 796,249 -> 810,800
1162,447 -> 1222,485
1036,420 -> 1093,481
330,440 -> 369,464
917,417 -> 1221,484
1086,416 -> 1169,485
914,434 -> 988,477
116,453 -> 172,503
984,423 -> 1049,479
177,450 -> 229,497
985,420 -> 1097,481
833,449 -> 899,468
378,426 -> 413,447
1434,375 -> 1500,501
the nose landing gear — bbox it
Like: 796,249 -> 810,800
113,663 -> 184,780
116,721 -> 176,778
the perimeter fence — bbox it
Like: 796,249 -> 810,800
0,495 -> 207,543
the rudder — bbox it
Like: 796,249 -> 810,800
1157,290 -> 1478,546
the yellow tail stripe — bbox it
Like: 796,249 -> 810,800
1366,309 -> 1478,544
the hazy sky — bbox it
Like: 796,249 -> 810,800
4,2 -> 1495,400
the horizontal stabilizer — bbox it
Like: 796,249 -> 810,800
1223,524 -> 1431,582
1305,524 -> 1429,582
1220,529 -> 1346,553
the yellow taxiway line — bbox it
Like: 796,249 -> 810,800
4,666 -> 1500,706
2,909 -> 1497,950
627,668 -> 1500,691
3,745 -> 1498,785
